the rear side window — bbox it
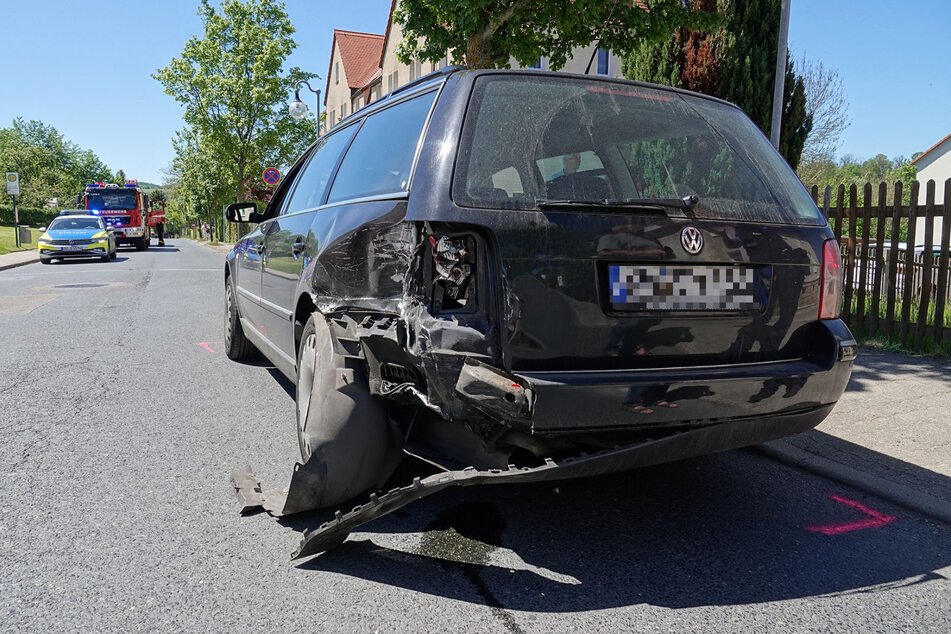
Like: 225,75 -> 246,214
283,125 -> 358,214
327,91 -> 437,203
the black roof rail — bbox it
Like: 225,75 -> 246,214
389,64 -> 466,98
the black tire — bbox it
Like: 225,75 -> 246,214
224,276 -> 254,360
135,237 -> 147,251
40,258 -> 52,265
294,314 -> 403,508
110,249 -> 117,259
100,253 -> 110,262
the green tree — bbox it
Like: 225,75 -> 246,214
778,55 -> 812,171
395,0 -> 719,71
0,118 -> 113,208
153,0 -> 316,202
116,169 -> 126,185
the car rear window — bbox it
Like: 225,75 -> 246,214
453,74 -> 824,225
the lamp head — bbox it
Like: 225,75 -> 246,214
288,90 -> 308,120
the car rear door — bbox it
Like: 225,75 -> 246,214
260,123 -> 359,361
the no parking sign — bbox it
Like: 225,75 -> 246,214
262,167 -> 281,185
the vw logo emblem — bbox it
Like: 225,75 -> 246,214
680,226 -> 703,255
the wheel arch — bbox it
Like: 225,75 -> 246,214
294,292 -> 318,359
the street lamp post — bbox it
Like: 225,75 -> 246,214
289,79 -> 321,136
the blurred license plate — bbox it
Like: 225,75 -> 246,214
609,264 -> 759,311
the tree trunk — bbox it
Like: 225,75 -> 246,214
236,157 -> 246,203
466,33 -> 495,69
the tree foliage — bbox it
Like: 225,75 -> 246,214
802,154 -> 918,206
153,0 -> 316,209
794,55 -> 851,184
395,0 -> 720,70
622,0 -> 812,169
0,118 -> 114,208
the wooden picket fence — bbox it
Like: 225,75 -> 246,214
810,179 -> 951,353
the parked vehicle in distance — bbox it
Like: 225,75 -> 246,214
846,241 -> 951,300
37,212 -> 117,263
77,180 -> 154,250
225,68 -> 857,555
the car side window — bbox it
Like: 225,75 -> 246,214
283,124 -> 359,215
327,91 -> 437,204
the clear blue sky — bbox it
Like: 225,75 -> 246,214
2,0 -> 948,184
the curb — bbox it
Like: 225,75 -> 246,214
754,441 -> 951,526
0,253 -> 39,272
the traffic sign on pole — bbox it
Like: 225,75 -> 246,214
262,167 -> 281,185
5,172 -> 19,196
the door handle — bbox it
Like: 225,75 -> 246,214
292,237 -> 305,257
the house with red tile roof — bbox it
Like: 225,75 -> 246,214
323,29 -> 385,130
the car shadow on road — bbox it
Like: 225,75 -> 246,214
291,448 -> 951,611
840,347 -> 951,391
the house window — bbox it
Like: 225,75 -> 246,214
335,61 -> 340,84
529,58 -> 542,69
329,110 -> 335,127
597,48 -> 610,75
341,102 -> 347,118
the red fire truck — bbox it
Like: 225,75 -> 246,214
79,180 -> 156,250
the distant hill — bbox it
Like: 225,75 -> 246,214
139,181 -> 163,189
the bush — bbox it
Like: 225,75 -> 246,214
0,204 -> 60,226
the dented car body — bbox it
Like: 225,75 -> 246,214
225,69 -> 856,557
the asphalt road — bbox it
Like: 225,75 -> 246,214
1,240 -> 950,632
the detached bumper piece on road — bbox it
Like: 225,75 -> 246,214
233,404 -> 832,559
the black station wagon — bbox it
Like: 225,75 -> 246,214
225,68 -> 856,557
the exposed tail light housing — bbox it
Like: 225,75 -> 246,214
818,238 -> 842,320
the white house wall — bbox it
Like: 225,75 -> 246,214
913,138 -> 950,247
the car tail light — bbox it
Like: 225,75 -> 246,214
429,234 -> 475,312
818,238 -> 842,320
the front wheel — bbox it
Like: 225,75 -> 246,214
295,314 -> 403,508
223,277 -> 254,360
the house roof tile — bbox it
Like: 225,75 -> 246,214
324,29 -> 384,103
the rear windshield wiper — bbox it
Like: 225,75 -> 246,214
536,195 -> 699,211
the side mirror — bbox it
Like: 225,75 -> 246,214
39,226 -> 47,232
226,202 -> 260,223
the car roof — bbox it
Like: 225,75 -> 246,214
52,213 -> 101,221
352,67 -> 741,121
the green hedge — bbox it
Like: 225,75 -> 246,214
0,205 -> 61,226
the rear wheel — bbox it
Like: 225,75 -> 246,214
223,276 -> 254,360
295,314 -> 403,507
135,237 -> 147,251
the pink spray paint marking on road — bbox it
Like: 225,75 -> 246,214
198,341 -> 224,353
806,495 -> 897,535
